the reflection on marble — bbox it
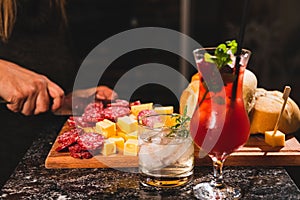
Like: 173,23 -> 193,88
1,124 -> 300,199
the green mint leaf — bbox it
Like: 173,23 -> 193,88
203,40 -> 238,70
226,40 -> 237,55
204,53 -> 215,63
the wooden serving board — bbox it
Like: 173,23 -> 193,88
45,123 -> 300,168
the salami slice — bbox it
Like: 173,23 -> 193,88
69,150 -> 93,159
137,109 -> 160,127
84,101 -> 104,113
68,144 -> 97,159
67,117 -> 77,128
77,132 -> 104,150
82,102 -> 105,123
101,106 -> 130,121
56,129 -> 80,151
82,112 -> 104,123
68,143 -> 87,152
69,116 -> 96,128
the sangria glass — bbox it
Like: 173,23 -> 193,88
190,47 -> 251,199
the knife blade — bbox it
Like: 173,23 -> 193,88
52,91 -> 98,116
0,97 -> 74,115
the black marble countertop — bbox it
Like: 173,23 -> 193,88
1,117 -> 300,200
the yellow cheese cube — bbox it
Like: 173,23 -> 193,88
124,139 -> 138,156
127,131 -> 138,140
264,130 -> 285,147
108,137 -> 125,151
117,130 -> 129,141
129,114 -> 137,120
95,119 -> 116,138
117,116 -> 138,134
101,140 -> 116,156
154,106 -> 174,114
130,103 -> 153,116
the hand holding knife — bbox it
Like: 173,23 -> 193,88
1,86 -> 117,116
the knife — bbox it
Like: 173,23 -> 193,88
0,87 -> 108,116
0,96 -> 83,116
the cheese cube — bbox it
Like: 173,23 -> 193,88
264,130 -> 285,147
131,103 -> 153,116
124,139 -> 139,156
108,137 -> 125,151
129,114 -> 137,120
154,106 -> 174,114
117,116 -> 138,134
101,140 -> 116,156
95,119 -> 116,138
117,130 -> 129,141
127,131 -> 138,140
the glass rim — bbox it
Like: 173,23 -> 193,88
193,47 -> 251,55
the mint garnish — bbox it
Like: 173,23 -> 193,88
204,40 -> 237,69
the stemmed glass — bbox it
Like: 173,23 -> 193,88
190,46 -> 251,199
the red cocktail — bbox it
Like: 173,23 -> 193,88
191,44 -> 251,199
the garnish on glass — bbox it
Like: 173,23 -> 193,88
198,40 -> 238,106
204,40 -> 237,84
166,106 -> 191,138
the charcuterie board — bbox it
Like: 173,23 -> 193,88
45,122 -> 300,168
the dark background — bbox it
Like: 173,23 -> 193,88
1,0 -> 300,188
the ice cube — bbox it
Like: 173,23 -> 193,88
139,136 -> 193,171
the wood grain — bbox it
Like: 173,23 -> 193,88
45,123 -> 300,168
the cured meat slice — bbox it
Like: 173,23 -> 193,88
137,109 -> 160,127
77,132 -> 104,150
68,116 -> 96,128
68,143 -> 87,152
101,106 -> 130,121
67,117 -> 77,128
69,151 -> 93,159
82,112 -> 104,123
84,101 -> 104,113
82,102 -> 104,123
107,99 -> 130,107
69,143 -> 93,159
68,144 -> 97,159
56,129 -> 80,151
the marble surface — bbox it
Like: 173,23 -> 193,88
1,119 -> 300,199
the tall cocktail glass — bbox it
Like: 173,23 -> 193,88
191,47 -> 251,199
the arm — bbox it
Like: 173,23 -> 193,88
0,59 -> 64,115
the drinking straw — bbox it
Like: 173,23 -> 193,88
272,86 -> 291,136
232,0 -> 249,100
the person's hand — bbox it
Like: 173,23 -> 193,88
54,86 -> 117,115
0,59 -> 64,115
71,86 -> 118,100
95,86 -> 118,100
